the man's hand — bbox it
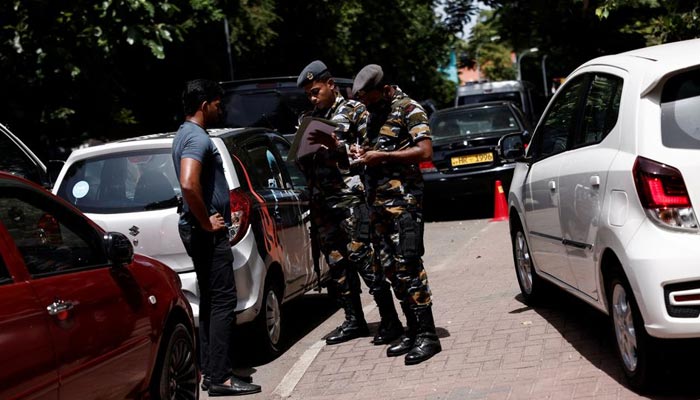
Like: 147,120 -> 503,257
308,130 -> 338,149
204,212 -> 226,232
358,150 -> 384,166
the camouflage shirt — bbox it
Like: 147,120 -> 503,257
365,86 -> 431,204
298,93 -> 368,208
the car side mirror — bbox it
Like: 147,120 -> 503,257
103,231 -> 134,266
498,133 -> 525,160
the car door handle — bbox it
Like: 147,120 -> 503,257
590,175 -> 600,188
548,180 -> 556,191
47,299 -> 74,316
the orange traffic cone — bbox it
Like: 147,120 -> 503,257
491,180 -> 508,222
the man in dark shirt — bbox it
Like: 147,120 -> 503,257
172,79 -> 260,396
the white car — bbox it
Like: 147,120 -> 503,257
507,38 -> 700,390
52,128 -> 327,357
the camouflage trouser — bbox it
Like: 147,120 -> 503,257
370,200 -> 432,308
313,202 -> 383,296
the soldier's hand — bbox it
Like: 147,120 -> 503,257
358,150 -> 383,166
308,130 -> 338,149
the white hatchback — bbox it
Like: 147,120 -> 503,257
507,38 -> 700,390
53,128 -> 327,357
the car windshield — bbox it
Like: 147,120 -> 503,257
56,150 -> 180,214
430,105 -> 521,142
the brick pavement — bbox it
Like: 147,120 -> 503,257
280,221 -> 658,400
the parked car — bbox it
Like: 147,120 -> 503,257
455,80 -> 544,126
0,122 -> 51,187
507,38 -> 700,390
0,171 -> 197,399
219,76 -> 354,141
421,101 -> 531,208
52,128 -> 327,357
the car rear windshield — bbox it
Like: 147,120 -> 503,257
221,85 -> 311,136
56,150 -> 180,214
430,105 -> 522,142
661,68 -> 700,149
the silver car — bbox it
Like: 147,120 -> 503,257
53,127 -> 328,357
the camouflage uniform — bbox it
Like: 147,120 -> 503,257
364,85 -> 441,364
365,86 -> 433,308
299,93 -> 377,297
297,87 -> 403,345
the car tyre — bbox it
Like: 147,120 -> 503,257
151,322 -> 198,400
607,271 -> 654,392
253,274 -> 283,358
511,221 -> 543,304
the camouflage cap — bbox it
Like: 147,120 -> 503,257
352,64 -> 384,96
297,60 -> 330,88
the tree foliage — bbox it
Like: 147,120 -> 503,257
1,0 -> 476,154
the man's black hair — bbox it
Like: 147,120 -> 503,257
182,79 -> 224,116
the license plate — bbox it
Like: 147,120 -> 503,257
451,152 -> 493,167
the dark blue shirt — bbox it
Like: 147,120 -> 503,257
172,121 -> 231,224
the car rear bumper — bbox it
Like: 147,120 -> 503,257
624,219 -> 700,339
423,163 -> 515,201
178,226 -> 265,327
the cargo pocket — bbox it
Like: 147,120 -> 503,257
398,212 -> 424,260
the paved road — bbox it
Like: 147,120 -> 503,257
202,218 -> 700,399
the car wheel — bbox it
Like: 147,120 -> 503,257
151,322 -> 198,400
607,272 -> 653,391
253,275 -> 283,358
511,223 -> 542,303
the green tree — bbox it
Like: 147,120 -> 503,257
465,9 -> 515,81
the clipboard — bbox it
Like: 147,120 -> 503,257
288,117 -> 339,161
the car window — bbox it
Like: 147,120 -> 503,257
0,128 -> 45,185
529,75 -> 585,158
56,150 -> 180,214
0,187 -> 108,277
576,73 -> 623,147
246,144 -> 287,190
273,139 -> 306,190
660,68 -> 700,149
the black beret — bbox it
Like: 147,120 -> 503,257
352,64 -> 384,95
297,60 -> 329,88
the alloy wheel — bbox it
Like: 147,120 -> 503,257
612,283 -> 638,372
265,289 -> 281,345
515,231 -> 533,294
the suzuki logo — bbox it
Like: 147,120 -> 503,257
128,226 -> 140,237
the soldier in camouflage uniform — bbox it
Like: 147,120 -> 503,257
352,64 -> 442,365
296,60 -> 404,345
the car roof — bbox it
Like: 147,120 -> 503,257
64,127 -> 282,160
432,101 -> 517,116
220,76 -> 353,90
573,38 -> 700,96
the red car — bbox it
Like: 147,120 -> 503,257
0,172 -> 198,399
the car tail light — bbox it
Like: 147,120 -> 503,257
420,160 -> 437,173
633,156 -> 698,231
228,188 -> 251,245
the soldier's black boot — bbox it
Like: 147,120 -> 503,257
404,306 -> 442,365
371,287 -> 404,345
325,294 -> 369,345
386,302 -> 417,357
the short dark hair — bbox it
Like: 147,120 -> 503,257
182,79 -> 224,116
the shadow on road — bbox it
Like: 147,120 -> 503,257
514,287 -> 700,398
424,195 -> 494,222
234,291 -> 339,367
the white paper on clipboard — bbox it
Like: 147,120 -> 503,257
288,117 -> 338,161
